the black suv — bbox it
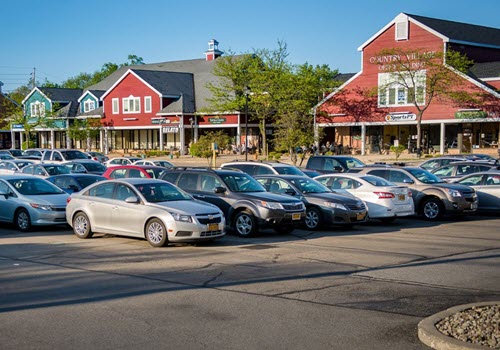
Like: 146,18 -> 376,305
306,156 -> 365,174
220,161 -> 307,176
160,168 -> 306,237
349,166 -> 478,220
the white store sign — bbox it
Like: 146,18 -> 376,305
385,113 -> 416,122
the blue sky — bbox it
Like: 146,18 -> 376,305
1,0 -> 499,93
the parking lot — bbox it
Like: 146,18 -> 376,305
1,215 -> 499,349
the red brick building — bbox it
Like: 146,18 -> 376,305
315,13 -> 500,155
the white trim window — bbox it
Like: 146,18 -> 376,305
30,101 -> 45,117
84,99 -> 96,113
122,95 -> 141,114
378,71 -> 426,107
112,98 -> 119,114
144,96 -> 152,113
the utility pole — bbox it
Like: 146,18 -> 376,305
31,67 -> 36,88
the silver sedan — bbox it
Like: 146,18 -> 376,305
66,178 -> 226,247
0,175 -> 69,231
453,171 -> 500,212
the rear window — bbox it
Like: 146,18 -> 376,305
61,150 -> 88,160
274,166 -> 306,176
360,175 -> 394,187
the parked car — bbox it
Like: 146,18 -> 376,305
348,166 -> 478,220
0,153 -> 15,160
255,174 -> 368,229
84,151 -> 109,163
66,178 -> 226,247
314,173 -> 414,222
41,149 -> 89,163
134,159 -> 174,168
62,160 -> 107,175
1,149 -> 24,157
431,161 -> 500,182
23,148 -> 47,159
220,160 -> 307,176
306,155 -> 365,174
46,174 -> 106,194
452,172 -> 500,212
0,160 -> 35,175
103,165 -> 169,179
299,169 -> 322,178
419,156 -> 468,171
19,163 -> 71,177
159,168 -> 306,236
0,175 -> 69,231
105,157 -> 142,167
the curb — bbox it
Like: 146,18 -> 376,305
418,301 -> 499,350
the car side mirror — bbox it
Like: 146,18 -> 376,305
125,196 -> 140,204
214,186 -> 227,194
0,190 -> 13,198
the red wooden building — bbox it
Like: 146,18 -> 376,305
315,13 -> 500,155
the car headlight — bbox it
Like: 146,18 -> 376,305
169,212 -> 193,223
447,189 -> 462,198
30,203 -> 53,211
260,201 -> 284,210
323,202 -> 347,210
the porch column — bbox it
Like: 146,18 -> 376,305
237,115 -> 241,148
65,119 -> 71,149
313,108 -> 320,152
440,122 -> 446,155
103,129 -> 109,155
20,132 -> 24,150
361,124 -> 366,155
10,130 -> 15,149
50,130 -> 55,149
99,129 -> 104,152
180,118 -> 186,155
41,132 -> 47,149
159,126 -> 164,151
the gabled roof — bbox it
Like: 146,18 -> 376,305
78,89 -> 105,102
53,101 -> 79,119
157,95 -> 196,115
132,69 -> 194,98
408,14 -> 500,48
358,13 -> 500,51
469,61 -> 500,79
40,87 -> 83,102
333,73 -> 356,82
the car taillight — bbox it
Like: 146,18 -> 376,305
93,157 -> 98,161
374,192 -> 395,199
66,197 -> 72,204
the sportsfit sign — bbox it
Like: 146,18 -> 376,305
385,113 -> 416,122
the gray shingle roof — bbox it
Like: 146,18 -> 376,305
77,105 -> 104,117
470,61 -> 500,79
87,90 -> 105,99
53,101 -> 79,118
408,13 -> 500,47
333,73 -> 356,82
40,87 -> 83,103
86,58 -> 224,113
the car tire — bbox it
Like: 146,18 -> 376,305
73,212 -> 94,239
145,218 -> 168,247
15,208 -> 31,232
233,210 -> 256,237
305,207 -> 321,230
420,198 -> 444,220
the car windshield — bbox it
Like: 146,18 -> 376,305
345,158 -> 365,169
82,162 -> 106,172
219,173 -> 266,193
406,168 -> 445,184
134,182 -> 191,203
61,150 -> 88,160
360,175 -> 395,186
8,178 -> 65,195
155,161 -> 173,168
76,176 -> 106,188
44,165 -> 71,175
15,161 -> 33,169
9,150 -> 23,157
145,168 -> 168,179
274,166 -> 306,176
290,177 -> 331,193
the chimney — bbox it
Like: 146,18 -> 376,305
204,39 -> 223,61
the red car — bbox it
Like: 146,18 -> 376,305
102,165 -> 170,180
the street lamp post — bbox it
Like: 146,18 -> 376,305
244,87 -> 250,161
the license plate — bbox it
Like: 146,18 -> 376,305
398,194 -> 405,201
292,213 -> 301,220
207,223 -> 219,231
356,213 -> 365,220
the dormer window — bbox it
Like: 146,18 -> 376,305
84,99 -> 96,113
30,101 -> 45,117
122,95 -> 141,114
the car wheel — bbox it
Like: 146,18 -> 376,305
233,210 -> 256,237
15,208 -> 31,232
305,207 -> 321,230
420,198 -> 443,220
73,212 -> 94,239
145,218 -> 168,247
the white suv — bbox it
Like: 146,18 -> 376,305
41,149 -> 89,163
221,161 -> 307,177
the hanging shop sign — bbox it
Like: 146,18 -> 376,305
162,126 -> 179,133
208,117 -> 226,124
385,113 -> 416,122
11,124 -> 24,130
454,111 -> 487,119
152,118 -> 169,125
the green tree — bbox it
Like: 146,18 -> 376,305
189,131 -> 231,166
389,144 -> 406,160
67,118 -> 102,151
